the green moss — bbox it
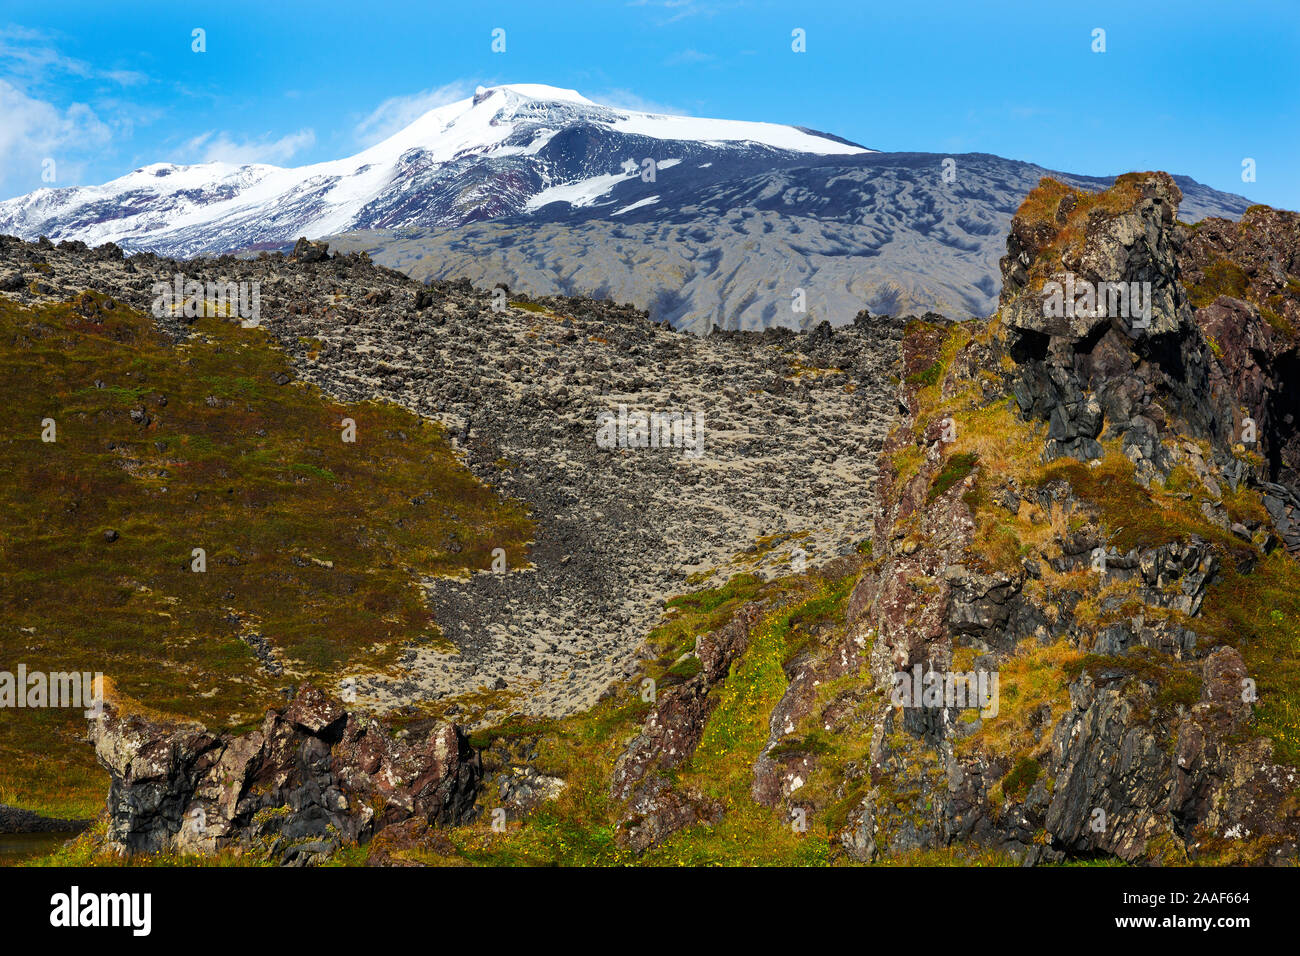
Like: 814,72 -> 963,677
1260,304 -> 1294,335
1067,649 -> 1202,715
290,462 -> 338,482
905,360 -> 942,387
512,300 -> 550,314
1187,259 -> 1249,308
1001,757 -> 1040,801
928,452 -> 980,503
666,655 -> 703,680
768,729 -> 836,759
467,716 -> 560,751
1200,552 -> 1300,765
1037,453 -> 1250,562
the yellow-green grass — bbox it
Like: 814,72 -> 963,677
956,638 -> 1082,765
1199,551 -> 1300,766
0,293 -> 532,817
22,819 -> 274,867
433,568 -> 860,866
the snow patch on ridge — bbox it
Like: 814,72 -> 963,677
612,196 -> 660,216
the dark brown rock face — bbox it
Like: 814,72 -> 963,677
618,777 -> 724,854
90,684 -> 480,862
1181,206 -> 1300,487
608,603 -> 762,850
785,175 -> 1300,865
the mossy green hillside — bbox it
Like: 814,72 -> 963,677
0,294 -> 532,817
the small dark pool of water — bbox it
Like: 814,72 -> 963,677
0,831 -> 78,865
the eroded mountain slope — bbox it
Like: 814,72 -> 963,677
326,153 -> 1252,332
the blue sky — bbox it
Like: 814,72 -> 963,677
1,0 -> 1296,209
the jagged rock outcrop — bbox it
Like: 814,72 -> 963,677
1004,174 -> 1236,477
1041,646 -> 1298,864
1181,205 -> 1300,497
289,236 -> 331,264
611,604 -> 760,802
752,172 -> 1300,865
90,685 -> 480,863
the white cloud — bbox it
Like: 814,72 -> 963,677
626,0 -> 732,24
179,128 -> 316,166
0,27 -> 149,87
665,48 -> 714,66
0,28 -> 151,197
102,69 -> 148,87
0,78 -> 110,195
354,82 -> 474,146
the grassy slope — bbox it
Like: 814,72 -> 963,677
0,293 -> 532,817
363,563 -> 1015,867
367,572 -> 839,866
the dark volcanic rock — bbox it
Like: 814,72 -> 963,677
802,177 -> 1300,865
289,237 -> 331,263
90,684 -> 480,862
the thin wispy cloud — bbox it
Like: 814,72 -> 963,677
627,0 -> 736,24
665,48 -> 714,66
354,82 -> 475,146
179,128 -> 317,166
0,26 -> 149,88
590,88 -> 690,116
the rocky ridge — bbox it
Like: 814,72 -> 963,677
822,174 -> 1300,862
598,174 -> 1300,863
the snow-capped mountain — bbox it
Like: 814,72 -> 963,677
0,83 -> 870,257
0,82 -> 1254,331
